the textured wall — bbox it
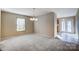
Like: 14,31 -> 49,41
0,9 -> 1,39
1,11 -> 34,38
34,12 -> 57,38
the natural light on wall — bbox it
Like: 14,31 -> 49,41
16,18 -> 25,32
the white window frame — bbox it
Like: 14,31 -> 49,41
16,18 -> 25,32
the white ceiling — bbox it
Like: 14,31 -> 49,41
1,8 -> 78,18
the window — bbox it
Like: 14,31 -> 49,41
67,20 -> 72,32
60,17 -> 74,33
16,18 -> 25,31
61,19 -> 65,31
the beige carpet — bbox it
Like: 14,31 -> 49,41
0,34 -> 77,51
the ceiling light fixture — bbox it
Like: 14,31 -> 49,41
30,8 -> 38,21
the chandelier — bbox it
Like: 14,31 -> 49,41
30,8 -> 38,21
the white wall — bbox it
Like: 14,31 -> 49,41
34,12 -> 57,38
